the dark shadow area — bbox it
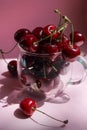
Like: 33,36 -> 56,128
14,108 -> 29,119
0,71 -> 21,105
0,71 -> 45,107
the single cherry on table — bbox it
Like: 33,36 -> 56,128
19,97 -> 68,125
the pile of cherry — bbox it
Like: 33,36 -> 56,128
0,9 -> 85,127
8,16 -> 85,79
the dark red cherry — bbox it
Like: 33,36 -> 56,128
43,24 -> 59,40
14,28 -> 31,42
62,44 -> 80,58
7,60 -> 17,76
70,31 -> 85,46
62,34 -> 70,43
32,27 -> 43,39
20,98 -> 37,116
44,44 -> 59,54
19,34 -> 39,52
56,35 -> 70,51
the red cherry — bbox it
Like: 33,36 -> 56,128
14,28 -> 31,42
44,44 -> 59,54
43,24 -> 59,40
32,27 -> 43,39
20,98 -> 37,116
7,60 -> 17,76
62,35 -> 70,43
56,35 -> 70,51
19,34 -> 39,52
19,98 -> 68,125
62,44 -> 80,59
70,31 -> 85,46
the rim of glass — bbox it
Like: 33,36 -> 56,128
18,44 -> 62,56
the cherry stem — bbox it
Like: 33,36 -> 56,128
34,22 -> 68,46
32,107 -> 68,125
71,23 -> 74,45
31,117 -> 66,128
54,8 -> 74,46
0,50 -> 8,64
62,15 -> 74,45
0,43 -> 18,65
1,42 -> 18,54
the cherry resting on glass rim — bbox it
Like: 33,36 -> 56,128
7,60 -> 17,76
19,34 -> 39,52
20,98 -> 37,116
70,31 -> 85,46
14,28 -> 31,42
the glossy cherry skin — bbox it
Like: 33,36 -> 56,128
43,24 -> 59,40
19,34 -> 39,52
70,31 -> 85,46
32,27 -> 43,39
7,60 -> 17,76
20,98 -> 37,116
62,44 -> 80,59
14,28 -> 31,42
44,44 -> 59,54
56,34 -> 70,51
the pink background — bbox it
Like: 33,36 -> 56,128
0,0 -> 87,58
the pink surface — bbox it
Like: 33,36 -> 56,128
0,0 -> 87,58
0,56 -> 87,130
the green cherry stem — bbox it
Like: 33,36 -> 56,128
31,118 -> 66,128
34,22 -> 68,46
71,23 -> 74,45
0,43 -> 17,65
54,9 -> 62,27
63,15 -> 74,45
32,107 -> 68,125
57,22 -> 68,32
0,50 -> 8,64
1,42 -> 18,54
54,8 -> 75,45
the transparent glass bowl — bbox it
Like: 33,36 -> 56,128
17,45 -> 72,103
